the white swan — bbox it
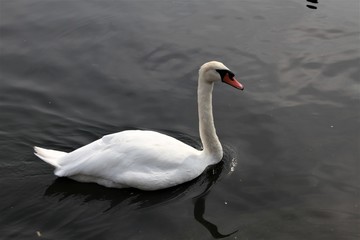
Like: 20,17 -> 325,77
34,61 -> 244,191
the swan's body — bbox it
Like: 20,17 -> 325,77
34,61 -> 244,190
35,131 -> 206,190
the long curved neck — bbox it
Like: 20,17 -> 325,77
198,76 -> 223,163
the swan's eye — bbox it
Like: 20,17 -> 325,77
216,69 -> 235,81
228,71 -> 235,80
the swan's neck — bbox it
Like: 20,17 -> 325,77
198,77 -> 223,163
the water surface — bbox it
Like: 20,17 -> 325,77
0,0 -> 359,239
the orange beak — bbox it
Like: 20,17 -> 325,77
223,73 -> 244,90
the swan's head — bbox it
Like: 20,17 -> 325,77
199,61 -> 244,90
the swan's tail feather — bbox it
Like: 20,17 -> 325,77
34,146 -> 67,168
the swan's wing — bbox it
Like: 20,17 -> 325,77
55,130 -> 203,189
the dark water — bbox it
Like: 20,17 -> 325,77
0,0 -> 359,239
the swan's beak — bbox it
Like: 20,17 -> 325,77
223,73 -> 244,90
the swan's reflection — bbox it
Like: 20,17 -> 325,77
194,193 -> 237,238
44,132 -> 238,238
192,157 -> 239,239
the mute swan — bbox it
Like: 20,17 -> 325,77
34,61 -> 244,191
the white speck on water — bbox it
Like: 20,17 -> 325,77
36,231 -> 41,237
229,158 -> 237,174
330,125 -> 334,128
224,201 -> 228,205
